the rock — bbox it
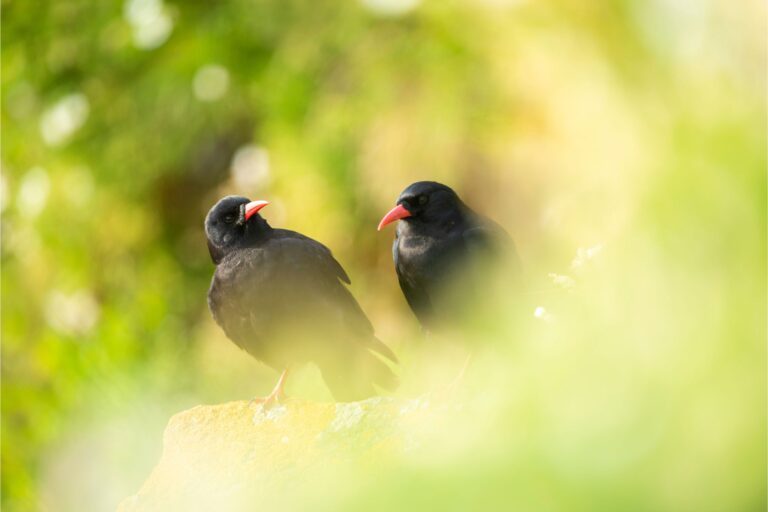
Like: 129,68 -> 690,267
117,397 -> 437,511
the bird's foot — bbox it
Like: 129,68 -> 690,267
248,388 -> 287,411
249,368 -> 290,411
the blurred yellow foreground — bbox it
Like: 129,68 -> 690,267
2,0 -> 765,510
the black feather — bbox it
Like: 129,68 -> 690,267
386,181 -> 519,330
205,196 -> 397,401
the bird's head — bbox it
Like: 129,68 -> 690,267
204,195 -> 270,263
377,181 -> 464,231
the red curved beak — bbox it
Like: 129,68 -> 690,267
244,200 -> 270,221
377,204 -> 412,231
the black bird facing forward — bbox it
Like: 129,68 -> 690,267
378,181 -> 519,331
206,196 -> 397,403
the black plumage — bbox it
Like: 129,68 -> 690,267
378,181 -> 519,330
205,196 -> 397,402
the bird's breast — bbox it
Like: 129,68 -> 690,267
397,235 -> 443,276
397,232 -> 469,284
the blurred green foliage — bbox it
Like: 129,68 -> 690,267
2,0 -> 765,510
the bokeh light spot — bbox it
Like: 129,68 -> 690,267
193,65 -> 230,102
230,145 -> 270,191
39,93 -> 89,147
124,0 -> 173,50
17,167 -> 50,218
44,290 -> 100,337
361,0 -> 420,17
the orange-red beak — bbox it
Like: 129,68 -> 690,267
377,204 -> 412,231
244,200 -> 269,221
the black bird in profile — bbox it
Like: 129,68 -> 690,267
378,181 -> 519,331
206,196 -> 398,403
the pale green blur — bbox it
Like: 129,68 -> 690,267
2,0 -> 765,510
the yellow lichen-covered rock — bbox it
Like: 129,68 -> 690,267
117,397 -> 436,512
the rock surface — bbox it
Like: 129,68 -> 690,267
117,397 -> 436,511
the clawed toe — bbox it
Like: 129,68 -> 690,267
249,368 -> 290,410
249,391 -> 285,410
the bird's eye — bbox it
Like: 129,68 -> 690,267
223,214 -> 236,224
418,194 -> 429,205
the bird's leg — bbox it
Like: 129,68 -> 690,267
250,368 -> 290,410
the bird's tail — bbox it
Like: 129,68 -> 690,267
319,338 -> 399,402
